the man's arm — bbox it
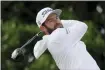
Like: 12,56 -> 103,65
62,20 -> 87,28
49,20 -> 88,45
65,20 -> 88,44
33,35 -> 49,59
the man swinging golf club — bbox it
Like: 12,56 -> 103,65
11,7 -> 100,70
34,7 -> 100,70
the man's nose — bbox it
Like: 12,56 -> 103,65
56,19 -> 60,24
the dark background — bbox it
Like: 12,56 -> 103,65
1,1 -> 105,70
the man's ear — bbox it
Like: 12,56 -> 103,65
40,26 -> 49,35
40,26 -> 46,32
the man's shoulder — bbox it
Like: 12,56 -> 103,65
50,28 -> 64,38
49,28 -> 66,43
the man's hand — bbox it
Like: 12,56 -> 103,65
11,48 -> 25,62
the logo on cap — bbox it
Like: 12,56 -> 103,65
42,9 -> 53,17
38,21 -> 41,25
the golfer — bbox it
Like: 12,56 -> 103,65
34,7 -> 100,70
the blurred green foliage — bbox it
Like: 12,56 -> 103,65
1,1 -> 105,70
1,18 -> 58,70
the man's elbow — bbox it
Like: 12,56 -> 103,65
72,20 -> 88,31
79,22 -> 88,32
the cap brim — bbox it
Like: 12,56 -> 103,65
41,9 -> 62,26
51,9 -> 62,16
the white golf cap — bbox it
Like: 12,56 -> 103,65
36,7 -> 62,28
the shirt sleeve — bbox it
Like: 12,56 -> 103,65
61,20 -> 75,28
49,20 -> 88,46
65,20 -> 88,44
61,20 -> 87,28
33,40 -> 47,59
33,35 -> 49,59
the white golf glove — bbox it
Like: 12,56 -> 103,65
11,48 -> 25,60
11,48 -> 21,59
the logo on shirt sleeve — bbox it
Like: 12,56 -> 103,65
65,28 -> 70,34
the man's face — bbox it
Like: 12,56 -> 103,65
42,13 -> 63,34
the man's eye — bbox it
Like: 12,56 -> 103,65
49,20 -> 52,22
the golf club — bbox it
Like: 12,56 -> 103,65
11,31 -> 42,60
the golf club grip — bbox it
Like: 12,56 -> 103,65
20,31 -> 42,50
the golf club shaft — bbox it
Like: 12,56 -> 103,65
20,31 -> 42,50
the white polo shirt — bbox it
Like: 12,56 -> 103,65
47,20 -> 100,70
33,20 -> 100,70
